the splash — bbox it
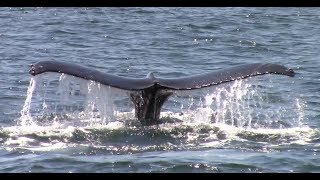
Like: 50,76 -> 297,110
18,73 -> 306,131
171,78 -> 305,129
295,98 -> 305,127
6,73 -> 314,153
19,76 -> 38,126
208,80 -> 253,127
17,73 -> 131,127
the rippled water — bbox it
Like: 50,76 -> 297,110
0,7 -> 320,173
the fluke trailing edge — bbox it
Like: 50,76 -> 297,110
29,60 -> 295,126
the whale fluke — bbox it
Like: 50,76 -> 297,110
157,63 -> 295,90
29,60 -> 295,125
29,60 -> 154,91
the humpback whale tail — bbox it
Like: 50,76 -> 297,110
29,60 -> 295,125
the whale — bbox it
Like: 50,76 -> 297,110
29,60 -> 295,126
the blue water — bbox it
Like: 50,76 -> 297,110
0,7 -> 319,173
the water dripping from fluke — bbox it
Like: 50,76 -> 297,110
5,73 -> 315,153
17,73 -> 130,128
18,74 -> 307,130
19,76 -> 38,126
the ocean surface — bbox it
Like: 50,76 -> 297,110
0,7 -> 319,173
